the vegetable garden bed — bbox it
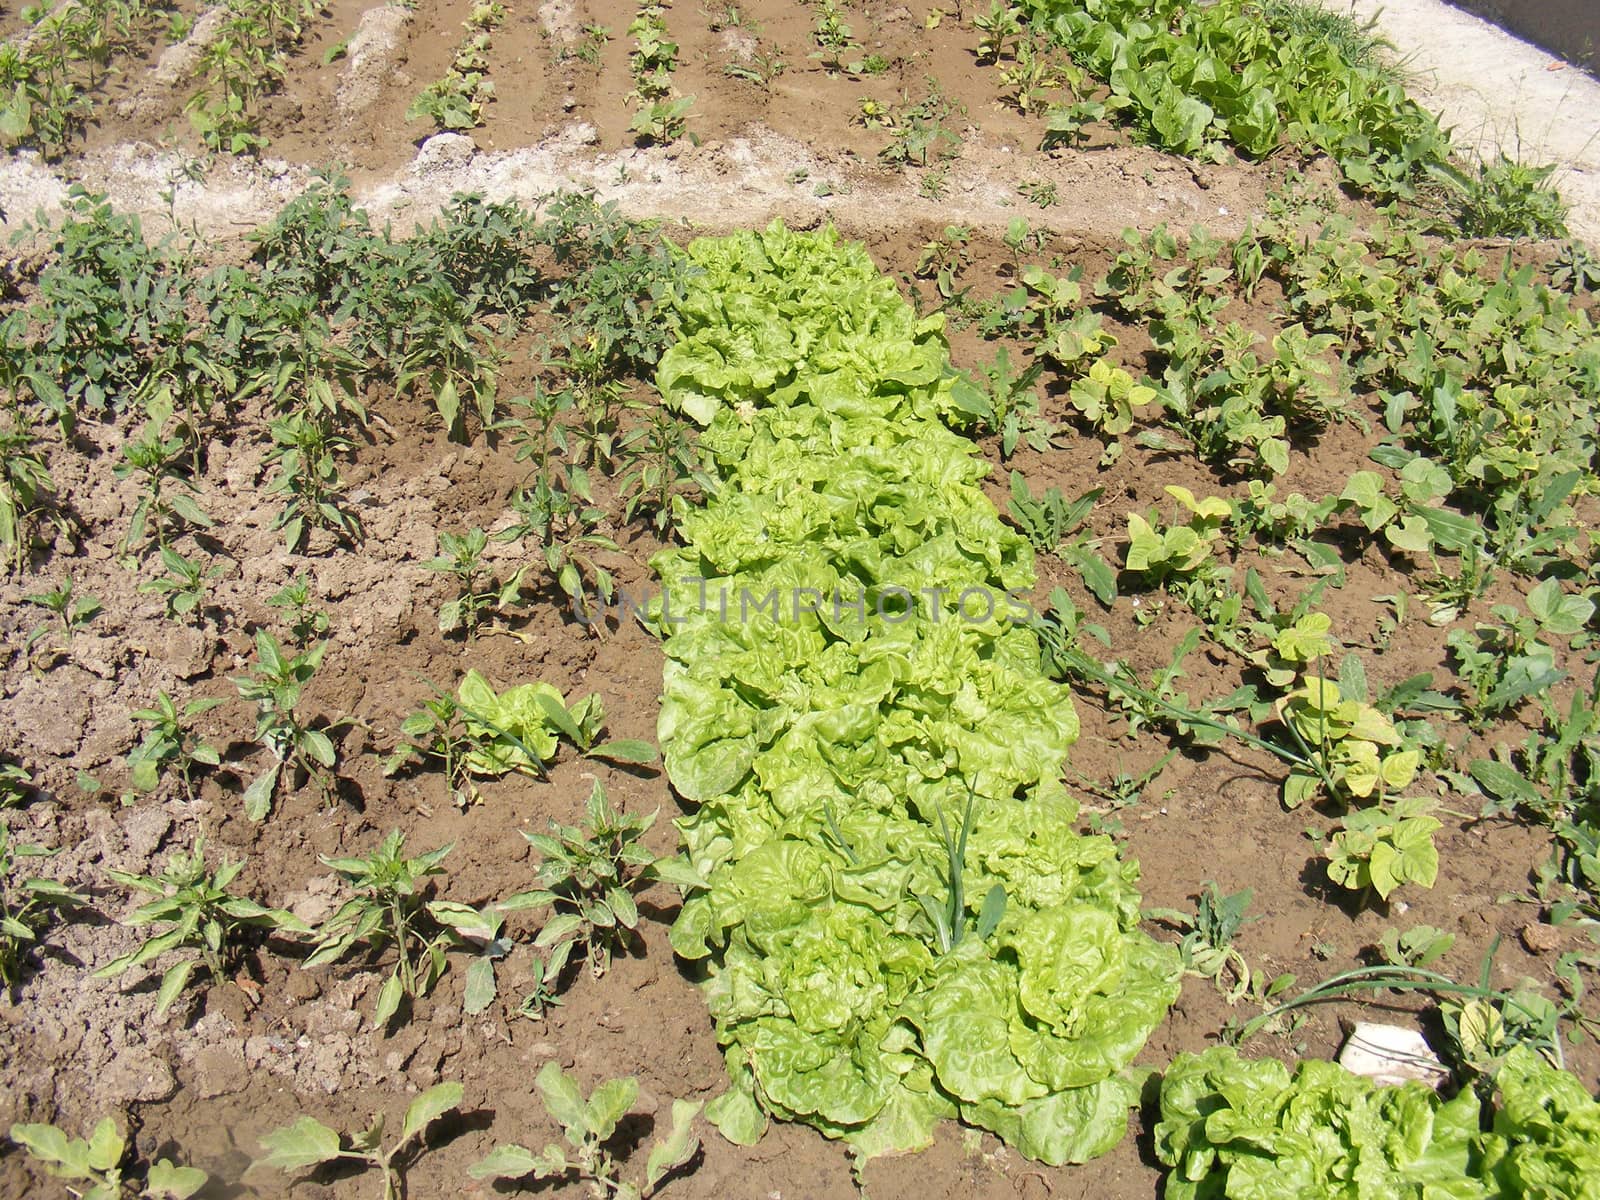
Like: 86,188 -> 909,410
3,1 -> 1600,1198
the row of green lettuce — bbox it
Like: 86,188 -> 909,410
1157,1044 -> 1600,1199
648,220 -> 1182,1165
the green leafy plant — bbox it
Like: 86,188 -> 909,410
262,412 -> 362,553
1124,486 -> 1231,582
1378,923 -> 1455,969
126,691 -> 225,796
615,399 -> 707,534
500,780 -> 697,981
1550,240 -> 1600,293
1428,154 -> 1568,239
255,1082 -> 462,1200
1154,1046 -> 1483,1199
0,414 -> 61,573
382,688 -> 483,808
266,574 -> 329,646
96,836 -> 309,1016
232,629 -> 337,820
23,576 -> 101,658
0,822 -> 85,989
1446,579 -> 1592,725
471,1063 -> 701,1198
503,476 -> 619,626
974,0 -> 1024,64
1150,883 -> 1256,1003
1276,676 -> 1420,810
138,546 -> 225,621
425,527 -> 526,636
114,396 -> 213,556
1325,796 -> 1441,901
1007,475 -> 1116,605
305,831 -> 464,1027
8,1118 -> 206,1200
1067,357 -> 1158,444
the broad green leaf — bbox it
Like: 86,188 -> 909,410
583,1076 -> 638,1141
256,1116 -> 342,1172
590,739 -> 659,764
400,1082 -> 463,1145
463,957 -> 497,1016
154,959 -> 197,1017
536,1061 -> 588,1136
144,1158 -> 208,1199
242,764 -> 278,822
645,1098 -> 703,1190
373,971 -> 404,1027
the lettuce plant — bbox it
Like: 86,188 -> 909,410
650,221 -> 1178,1166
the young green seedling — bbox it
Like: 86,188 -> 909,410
23,576 -> 101,662
96,835 -> 308,1016
0,822 -> 86,989
471,1063 -> 701,1199
126,691 -> 225,796
424,526 -> 526,636
255,1082 -> 462,1200
1325,796 -> 1441,901
138,546 -> 225,621
500,780 -> 699,981
305,831 -> 465,1027
8,1118 -> 207,1199
232,629 -> 337,819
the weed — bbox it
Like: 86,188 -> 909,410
1324,796 -> 1441,901
1378,924 -> 1455,969
1428,154 -> 1568,239
1551,241 -> 1600,293
1150,883 -> 1257,1002
471,1062 -> 701,1196
878,80 -> 965,169
97,835 -> 308,1016
1017,179 -> 1057,207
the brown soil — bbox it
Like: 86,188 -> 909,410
1,3 -> 1596,1200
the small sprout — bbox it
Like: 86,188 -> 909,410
126,691 -> 225,796
471,1062 -> 701,1198
1,822 -> 87,989
8,1117 -> 207,1199
255,1082 -> 462,1200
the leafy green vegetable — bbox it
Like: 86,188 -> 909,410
652,221 -> 1177,1165
1156,1043 -> 1600,1199
1155,1045 -> 1494,1199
